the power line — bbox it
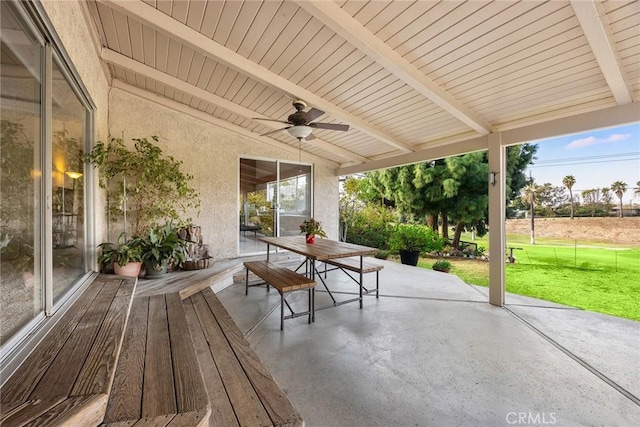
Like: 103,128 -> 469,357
533,152 -> 639,165
529,157 -> 639,168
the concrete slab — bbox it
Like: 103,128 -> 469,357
218,262 -> 640,426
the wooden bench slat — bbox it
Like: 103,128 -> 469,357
72,279 -> 136,397
164,410 -> 209,426
190,291 -> 272,427
104,296 -> 150,423
182,298 -> 239,427
201,289 -> 304,427
143,295 -> 177,417
0,281 -> 106,405
0,397 -> 65,426
244,261 -> 315,292
165,293 -> 209,414
324,257 -> 383,273
30,282 -> 120,401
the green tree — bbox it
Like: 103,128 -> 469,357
562,175 -> 576,219
611,181 -> 628,218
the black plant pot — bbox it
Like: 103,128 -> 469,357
399,250 -> 420,266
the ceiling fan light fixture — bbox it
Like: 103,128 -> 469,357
287,125 -> 313,140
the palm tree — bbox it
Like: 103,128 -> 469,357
562,175 -> 576,219
611,181 -> 627,218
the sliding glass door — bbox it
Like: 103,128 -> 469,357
239,158 -> 312,256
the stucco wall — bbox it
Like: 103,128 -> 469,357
107,88 -> 339,259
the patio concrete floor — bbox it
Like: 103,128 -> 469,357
218,257 -> 640,426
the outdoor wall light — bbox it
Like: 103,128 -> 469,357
490,171 -> 499,187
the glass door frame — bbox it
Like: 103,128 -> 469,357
238,155 -> 313,257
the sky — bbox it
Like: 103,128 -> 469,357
525,122 -> 640,205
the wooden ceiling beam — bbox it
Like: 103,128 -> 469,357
110,79 -> 339,168
571,0 -> 633,105
97,0 -> 414,154
101,48 -> 364,164
295,0 -> 493,135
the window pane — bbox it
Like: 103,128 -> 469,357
51,59 -> 86,302
0,2 -> 44,343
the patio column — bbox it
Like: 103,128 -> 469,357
488,132 -> 506,306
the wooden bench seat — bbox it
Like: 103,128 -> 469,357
183,288 -> 304,426
102,292 -> 210,426
244,260 -> 316,330
0,276 -> 136,427
323,257 -> 383,298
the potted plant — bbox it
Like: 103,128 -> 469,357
299,218 -> 327,243
432,259 -> 452,273
98,234 -> 142,277
389,224 -> 444,266
139,223 -> 187,277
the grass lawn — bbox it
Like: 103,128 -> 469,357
418,233 -> 640,321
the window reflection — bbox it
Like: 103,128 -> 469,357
0,2 -> 43,343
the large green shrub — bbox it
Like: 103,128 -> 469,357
344,204 -> 395,249
389,224 -> 445,253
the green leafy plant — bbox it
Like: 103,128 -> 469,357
432,260 -> 452,272
389,224 -> 444,253
86,135 -> 200,236
299,218 -> 328,238
98,235 -> 142,267
139,223 -> 187,275
374,250 -> 390,260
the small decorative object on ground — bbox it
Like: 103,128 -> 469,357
181,225 -> 214,270
299,218 -> 327,243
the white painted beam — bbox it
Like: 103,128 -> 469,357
487,133 -> 506,307
97,0 -> 414,154
571,0 -> 633,105
295,0 -> 493,135
338,102 -> 639,175
337,136 -> 488,175
101,48 -> 366,164
111,80 -> 339,169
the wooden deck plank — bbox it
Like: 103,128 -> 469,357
0,398 -> 65,426
142,295 -> 177,417
104,296 -> 150,423
201,289 -> 304,427
29,282 -> 119,401
29,394 -> 108,427
0,281 -> 105,405
182,297 -> 239,427
165,293 -> 209,413
165,410 -> 209,427
190,292 -> 272,427
72,278 -> 136,396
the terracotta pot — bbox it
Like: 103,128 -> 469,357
114,261 -> 142,277
305,234 -> 315,244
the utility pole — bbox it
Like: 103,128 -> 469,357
529,172 -> 535,245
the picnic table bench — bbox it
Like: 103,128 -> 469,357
244,260 -> 316,330
322,257 -> 383,298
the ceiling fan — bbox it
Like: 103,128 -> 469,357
254,100 -> 349,141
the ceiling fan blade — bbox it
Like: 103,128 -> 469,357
305,108 -> 325,121
304,133 -> 316,141
309,122 -> 349,132
260,127 -> 290,137
253,117 -> 291,125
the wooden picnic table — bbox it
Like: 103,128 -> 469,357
260,236 -> 379,312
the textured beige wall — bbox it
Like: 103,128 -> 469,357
108,88 -> 339,259
41,0 -> 112,252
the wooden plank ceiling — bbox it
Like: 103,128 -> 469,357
84,0 -> 639,170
